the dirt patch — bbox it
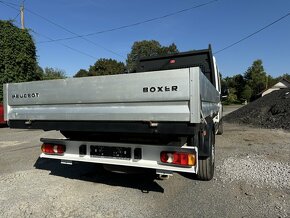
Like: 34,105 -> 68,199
224,88 -> 290,130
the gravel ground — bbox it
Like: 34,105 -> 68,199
0,119 -> 289,217
218,155 -> 290,189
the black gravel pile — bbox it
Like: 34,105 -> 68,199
224,88 -> 290,130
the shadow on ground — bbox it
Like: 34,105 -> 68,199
34,157 -> 164,193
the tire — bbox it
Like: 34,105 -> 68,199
197,129 -> 215,181
217,118 -> 223,135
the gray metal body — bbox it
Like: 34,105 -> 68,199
4,67 -> 220,124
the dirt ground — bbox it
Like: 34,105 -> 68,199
0,120 -> 289,217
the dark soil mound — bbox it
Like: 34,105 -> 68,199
224,88 -> 290,130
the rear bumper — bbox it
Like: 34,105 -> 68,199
40,138 -> 198,174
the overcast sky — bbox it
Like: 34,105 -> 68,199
1,0 -> 290,77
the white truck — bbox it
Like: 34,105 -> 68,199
3,45 -> 223,180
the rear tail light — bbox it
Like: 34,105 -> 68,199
41,143 -> 66,155
160,151 -> 196,166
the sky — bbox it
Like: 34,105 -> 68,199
0,0 -> 290,78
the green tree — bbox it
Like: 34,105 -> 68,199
89,58 -> 125,76
241,84 -> 253,102
0,20 -> 39,102
224,74 -> 245,102
220,74 -> 227,88
244,59 -> 267,99
159,43 -> 178,55
126,40 -> 178,72
224,76 -> 235,89
226,88 -> 238,104
266,75 -> 279,88
42,67 -> 66,80
74,69 -> 89,77
36,65 -> 44,79
232,74 -> 245,100
274,73 -> 290,83
281,73 -> 290,81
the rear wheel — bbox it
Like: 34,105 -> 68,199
197,128 -> 215,181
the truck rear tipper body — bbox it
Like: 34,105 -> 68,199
3,46 -> 222,180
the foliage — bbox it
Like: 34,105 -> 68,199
88,58 -> 125,76
225,88 -> 239,104
222,59 -> 277,104
281,73 -> 290,81
74,69 -> 89,78
232,74 -> 245,100
244,59 -> 267,99
241,84 -> 253,102
274,73 -> 290,83
0,20 -> 38,102
36,65 -> 44,79
267,75 -> 279,88
41,67 -> 66,80
223,74 -> 245,102
126,40 -> 178,72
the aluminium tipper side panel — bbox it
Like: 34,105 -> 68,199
7,69 -> 190,105
199,68 -> 220,119
6,68 -> 193,122
189,67 -> 220,123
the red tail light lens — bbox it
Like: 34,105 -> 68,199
41,144 -> 66,155
160,151 -> 196,166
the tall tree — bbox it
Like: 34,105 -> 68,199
241,84 -> 253,102
42,67 -> 66,80
267,75 -> 279,88
35,65 -> 44,80
74,69 -> 89,78
281,73 -> 290,81
226,88 -> 238,103
232,74 -> 245,100
276,73 -> 290,82
0,20 -> 39,102
89,58 -> 125,76
126,40 -> 178,72
223,74 -> 245,103
244,59 -> 267,99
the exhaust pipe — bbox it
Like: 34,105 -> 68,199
158,174 -> 170,180
156,170 -> 173,180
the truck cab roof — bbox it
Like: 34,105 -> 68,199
136,44 -> 216,86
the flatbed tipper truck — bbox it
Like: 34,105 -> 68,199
3,45 -> 223,180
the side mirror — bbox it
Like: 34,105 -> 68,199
221,85 -> 229,100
